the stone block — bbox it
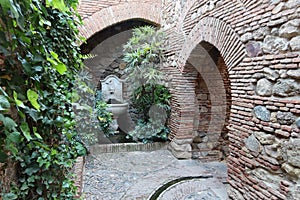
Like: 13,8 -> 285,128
272,79 -> 300,97
263,68 -> 279,81
296,117 -> 300,128
254,106 -> 271,122
282,138 -> 300,168
254,131 -> 275,145
168,141 -> 192,159
276,111 -> 295,125
287,68 -> 300,79
256,78 -> 273,96
246,41 -> 262,57
279,19 -> 300,39
244,134 -> 262,157
290,36 -> 300,51
262,35 -> 289,54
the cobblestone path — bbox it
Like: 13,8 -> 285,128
82,149 -> 228,200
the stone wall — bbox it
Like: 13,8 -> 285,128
78,0 -> 300,199
160,0 -> 300,199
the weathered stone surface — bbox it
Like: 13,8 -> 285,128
272,79 -> 300,97
251,168 -> 282,189
270,0 -> 281,4
277,111 -> 295,125
262,35 -> 289,54
271,27 -> 279,36
287,68 -> 300,79
290,36 -> 300,51
286,0 -> 300,9
272,2 -> 284,14
254,106 -> 271,121
282,139 -> 300,168
244,134 -> 261,156
254,131 -> 275,145
172,137 -> 193,145
279,19 -> 300,39
246,41 -> 262,57
228,187 -> 244,200
241,32 -> 253,43
267,16 -> 288,27
296,118 -> 300,128
252,73 -> 265,80
254,27 -> 270,40
264,68 -> 279,81
265,139 -> 282,159
168,141 -> 192,159
282,163 -> 300,178
279,69 -> 288,78
256,78 -> 273,96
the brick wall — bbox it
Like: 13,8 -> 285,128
160,0 -> 300,199
78,0 -> 300,199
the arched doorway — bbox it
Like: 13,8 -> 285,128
80,19 -> 160,144
189,42 -> 231,162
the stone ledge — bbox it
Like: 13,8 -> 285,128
89,142 -> 169,154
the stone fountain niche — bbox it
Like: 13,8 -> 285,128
100,75 -> 128,133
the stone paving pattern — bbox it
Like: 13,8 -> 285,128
82,150 -> 228,200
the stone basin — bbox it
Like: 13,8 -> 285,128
107,102 -> 128,118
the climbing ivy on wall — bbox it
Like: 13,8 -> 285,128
0,0 -> 86,199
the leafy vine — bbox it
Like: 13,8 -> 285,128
0,0 -> 86,199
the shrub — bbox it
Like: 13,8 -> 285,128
0,0 -> 87,198
123,26 -> 171,143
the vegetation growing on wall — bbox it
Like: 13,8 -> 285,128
0,0 -> 87,199
123,26 -> 171,143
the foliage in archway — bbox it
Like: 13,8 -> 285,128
0,0 -> 86,199
123,26 -> 171,143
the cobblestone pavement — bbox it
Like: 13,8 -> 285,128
82,150 -> 228,200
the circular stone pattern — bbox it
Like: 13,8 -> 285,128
157,178 -> 228,200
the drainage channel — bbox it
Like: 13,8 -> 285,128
148,175 -> 215,200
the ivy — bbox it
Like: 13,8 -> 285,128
0,0 -> 87,199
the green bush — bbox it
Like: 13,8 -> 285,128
123,26 -> 171,143
95,91 -> 113,137
0,0 -> 87,199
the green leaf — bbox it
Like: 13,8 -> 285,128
7,131 -> 21,143
20,183 -> 29,190
24,166 -> 39,176
47,52 -> 67,75
27,89 -> 40,111
0,95 -> 10,111
0,115 -> 17,131
20,122 -> 32,141
13,91 -> 25,108
54,62 -> 67,75
2,192 -> 18,200
46,0 -> 69,12
34,131 -> 43,140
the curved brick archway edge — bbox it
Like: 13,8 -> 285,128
178,17 -> 246,71
167,16 -> 245,159
78,1 -> 161,41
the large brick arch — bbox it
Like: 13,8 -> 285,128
179,17 -> 246,71
167,16 -> 245,159
78,1 -> 161,40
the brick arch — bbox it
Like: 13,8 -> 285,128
78,2 -> 161,41
178,16 -> 246,71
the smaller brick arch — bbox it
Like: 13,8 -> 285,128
178,16 -> 246,71
78,2 -> 161,41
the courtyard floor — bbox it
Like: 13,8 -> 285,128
81,145 -> 229,200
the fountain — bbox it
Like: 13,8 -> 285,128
100,75 -> 128,133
